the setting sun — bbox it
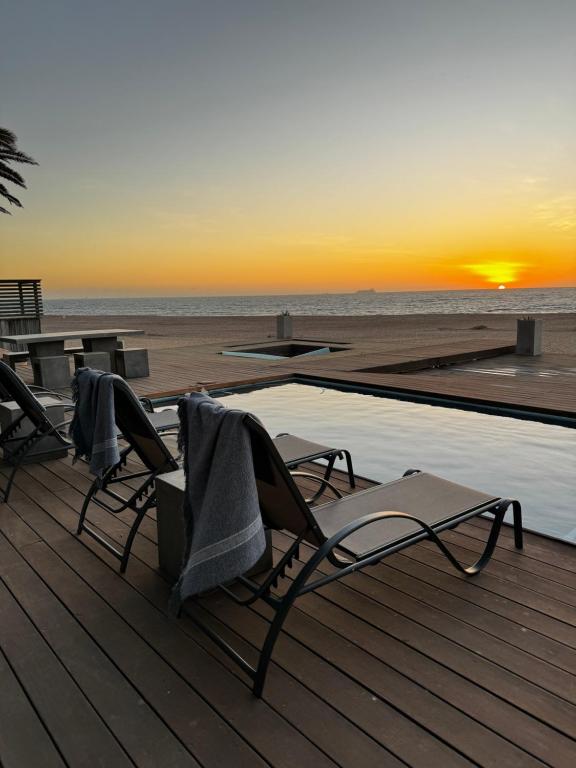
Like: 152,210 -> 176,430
462,261 -> 530,288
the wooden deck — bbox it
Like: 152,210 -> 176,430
125,340 -> 576,418
1,449 -> 575,768
12,335 -> 576,418
4,311 -> 574,416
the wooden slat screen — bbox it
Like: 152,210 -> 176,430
0,279 -> 43,317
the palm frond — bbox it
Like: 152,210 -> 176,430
0,148 -> 38,165
0,128 -> 17,149
0,161 -> 26,188
0,128 -> 37,215
0,183 -> 23,207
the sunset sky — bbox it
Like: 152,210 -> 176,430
1,0 -> 575,297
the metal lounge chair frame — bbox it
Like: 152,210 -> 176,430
0,360 -> 74,503
0,378 -> 73,405
76,381 -> 358,572
274,432 -> 355,501
76,377 -> 180,573
186,414 -> 523,697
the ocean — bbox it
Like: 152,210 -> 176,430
44,287 -> 575,316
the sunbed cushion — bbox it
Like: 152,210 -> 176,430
313,472 -> 499,557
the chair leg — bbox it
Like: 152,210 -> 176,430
77,479 -> 98,535
426,506 -> 507,576
343,450 -> 355,488
253,541 -> 329,697
0,461 -> 20,504
0,427 -> 42,504
512,500 -> 523,550
119,498 -> 154,573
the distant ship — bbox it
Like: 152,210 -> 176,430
355,288 -> 376,294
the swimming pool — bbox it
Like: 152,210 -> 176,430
209,382 -> 575,544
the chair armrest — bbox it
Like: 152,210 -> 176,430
29,385 -> 73,403
155,429 -> 180,438
320,506 -> 506,576
289,470 -> 343,503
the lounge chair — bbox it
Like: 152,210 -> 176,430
0,360 -> 74,502
184,413 -> 523,697
76,378 -> 357,572
76,376 -> 180,573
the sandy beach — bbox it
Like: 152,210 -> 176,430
41,312 -> 576,356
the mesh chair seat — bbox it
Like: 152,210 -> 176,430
274,434 -> 342,463
146,409 -> 178,433
313,471 -> 498,558
273,433 -> 355,488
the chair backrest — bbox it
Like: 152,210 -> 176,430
244,414 -> 325,546
0,360 -> 50,430
112,377 -> 178,474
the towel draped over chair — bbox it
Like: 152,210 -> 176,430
69,368 -> 120,478
171,392 -> 266,608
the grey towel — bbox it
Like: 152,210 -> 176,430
69,367 -> 120,478
171,392 -> 266,608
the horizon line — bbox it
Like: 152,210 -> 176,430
43,285 -> 575,301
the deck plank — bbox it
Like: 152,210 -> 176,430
0,472 -> 472,766
0,573 -> 133,768
1,450 -> 576,767
265,536 -> 576,759
0,516 -> 200,767
0,645 -> 66,768
0,481 -> 346,768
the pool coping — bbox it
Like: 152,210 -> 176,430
149,371 -> 576,428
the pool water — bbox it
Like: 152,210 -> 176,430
212,382 -> 575,544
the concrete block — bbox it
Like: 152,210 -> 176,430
31,355 -> 71,389
82,337 -> 122,353
0,398 -> 69,463
516,318 -> 543,356
73,351 -> 112,372
114,348 -> 150,378
156,469 -> 272,581
276,312 -> 293,339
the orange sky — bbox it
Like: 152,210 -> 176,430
2,2 -> 575,297
3,197 -> 574,296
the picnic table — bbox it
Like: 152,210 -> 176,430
0,329 -> 145,388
